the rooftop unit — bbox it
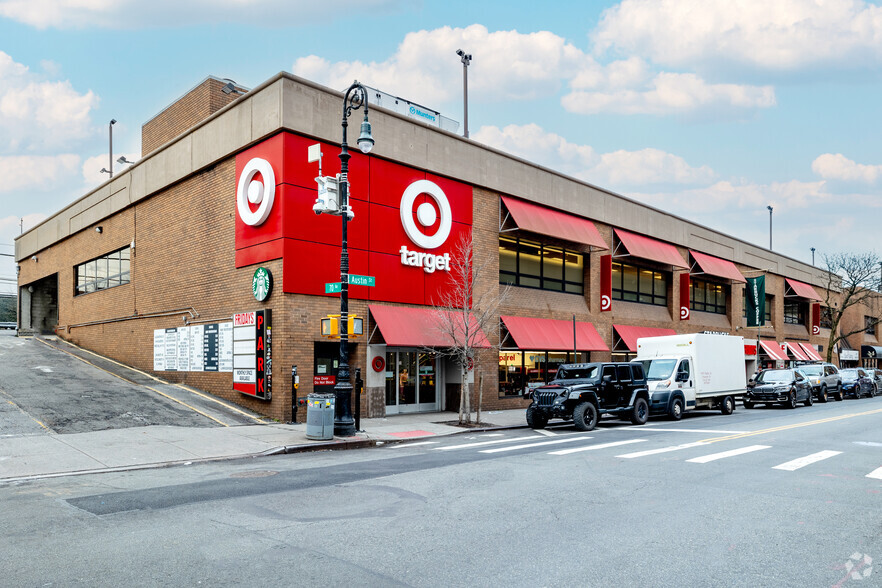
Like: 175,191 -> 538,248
361,85 -> 460,134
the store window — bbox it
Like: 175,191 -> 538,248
75,246 -> 131,295
498,350 -> 585,397
866,316 -> 878,336
742,293 -> 772,323
784,300 -> 806,325
820,306 -> 834,329
499,236 -> 584,294
690,278 -> 727,314
611,261 -> 667,306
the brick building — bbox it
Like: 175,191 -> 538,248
15,73 -> 880,422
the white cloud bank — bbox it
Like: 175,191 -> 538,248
812,153 -> 882,184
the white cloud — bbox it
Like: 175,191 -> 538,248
593,0 -> 882,71
631,179 -> 833,212
0,0 -> 403,29
294,26 -> 776,117
812,153 -> 882,183
472,123 -> 714,187
0,51 -> 98,152
0,154 -> 81,193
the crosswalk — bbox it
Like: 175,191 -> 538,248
390,432 -> 882,481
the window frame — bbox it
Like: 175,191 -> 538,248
610,261 -> 668,307
690,277 -> 727,315
783,299 -> 806,325
75,246 -> 131,296
499,235 -> 584,295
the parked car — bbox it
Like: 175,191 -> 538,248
865,368 -> 882,394
743,368 -> 813,409
840,368 -> 876,398
795,363 -> 843,402
526,362 -> 650,431
0,322 -> 16,330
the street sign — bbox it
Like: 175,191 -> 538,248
349,274 -> 375,287
325,282 -> 342,294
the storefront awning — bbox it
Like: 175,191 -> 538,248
613,324 -> 677,352
758,340 -> 786,361
862,345 -> 882,359
689,250 -> 746,283
784,342 -> 809,361
799,342 -> 823,361
501,315 -> 609,352
785,278 -> 821,301
369,305 -> 490,348
500,196 -> 608,249
614,229 -> 688,269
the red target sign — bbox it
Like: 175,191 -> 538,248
372,355 -> 385,372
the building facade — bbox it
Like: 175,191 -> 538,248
15,73 -> 881,422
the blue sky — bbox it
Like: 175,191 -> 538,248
2,0 -> 882,294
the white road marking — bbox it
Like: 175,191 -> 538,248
854,441 -> 882,448
866,467 -> 882,480
535,429 -> 557,437
433,436 -> 544,451
479,436 -> 593,454
549,439 -> 646,456
618,428 -> 748,434
390,441 -> 439,448
479,433 -> 505,437
617,441 -> 708,459
772,450 -> 842,471
687,445 -> 771,464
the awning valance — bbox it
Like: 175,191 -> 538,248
862,345 -> 882,359
785,278 -> 822,301
799,342 -> 823,361
614,229 -> 688,269
689,250 -> 746,283
501,315 -> 608,352
500,196 -> 608,249
613,324 -> 677,352
758,340 -> 787,361
784,342 -> 809,361
369,305 -> 490,348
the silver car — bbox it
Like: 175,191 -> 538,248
865,368 -> 882,394
796,363 -> 843,402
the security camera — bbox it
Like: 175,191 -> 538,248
456,49 -> 464,56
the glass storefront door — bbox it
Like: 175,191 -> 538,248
384,350 -> 441,414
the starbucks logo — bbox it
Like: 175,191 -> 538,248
252,267 -> 273,302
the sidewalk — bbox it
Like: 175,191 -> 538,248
0,408 -> 529,483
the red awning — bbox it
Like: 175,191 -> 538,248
758,340 -> 787,361
613,324 -> 677,352
501,316 -> 609,351
614,229 -> 688,269
369,305 -> 490,348
690,250 -> 746,283
501,196 -> 608,249
798,342 -> 823,361
784,342 -> 809,361
785,278 -> 821,301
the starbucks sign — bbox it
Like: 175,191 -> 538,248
252,267 -> 273,302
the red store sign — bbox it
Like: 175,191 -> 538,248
233,133 -> 473,306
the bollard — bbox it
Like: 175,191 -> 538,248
291,365 -> 299,423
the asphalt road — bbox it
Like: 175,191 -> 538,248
2,388 -> 881,587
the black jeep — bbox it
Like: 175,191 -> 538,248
525,362 -> 650,431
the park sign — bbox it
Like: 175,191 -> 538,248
746,276 -> 766,328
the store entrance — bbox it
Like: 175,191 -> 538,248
384,350 -> 440,414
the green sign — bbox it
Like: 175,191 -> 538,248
325,282 -> 342,294
746,276 -> 765,327
252,267 -> 273,302
349,274 -> 375,287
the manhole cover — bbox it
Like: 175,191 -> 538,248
230,470 -> 279,478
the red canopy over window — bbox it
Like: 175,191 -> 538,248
501,315 -> 608,351
501,196 -> 608,249
758,340 -> 786,361
785,278 -> 821,301
369,305 -> 490,348
614,229 -> 688,269
690,250 -> 746,283
613,324 -> 677,352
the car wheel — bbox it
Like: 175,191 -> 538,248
526,406 -> 548,430
804,390 -> 813,407
787,391 -> 797,409
870,385 -> 877,399
720,395 -> 735,415
818,385 -> 828,403
743,398 -> 754,409
572,402 -> 598,432
669,397 -> 684,421
834,385 -> 843,401
630,397 -> 649,425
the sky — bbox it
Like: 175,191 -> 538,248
2,0 -> 882,295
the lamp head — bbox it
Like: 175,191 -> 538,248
357,119 -> 374,154
456,49 -> 464,56
110,119 -> 117,125
767,205 -> 773,212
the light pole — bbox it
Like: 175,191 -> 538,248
811,247 -> 815,265
333,81 -> 374,437
456,49 -> 472,138
767,205 -> 773,250
100,119 -> 117,178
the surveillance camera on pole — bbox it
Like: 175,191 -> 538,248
308,143 -> 354,219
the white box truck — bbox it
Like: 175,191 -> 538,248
633,333 -> 747,419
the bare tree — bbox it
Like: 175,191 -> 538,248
819,251 -> 882,363
430,233 -> 510,425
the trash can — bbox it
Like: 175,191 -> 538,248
306,393 -> 335,440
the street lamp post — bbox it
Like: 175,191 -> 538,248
333,81 -> 375,437
811,247 -> 815,265
100,119 -> 117,178
767,205 -> 773,250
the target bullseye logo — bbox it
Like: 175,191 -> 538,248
237,158 -> 275,227
680,306 -> 690,320
812,325 -> 820,335
400,180 -> 451,249
601,294 -> 611,311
